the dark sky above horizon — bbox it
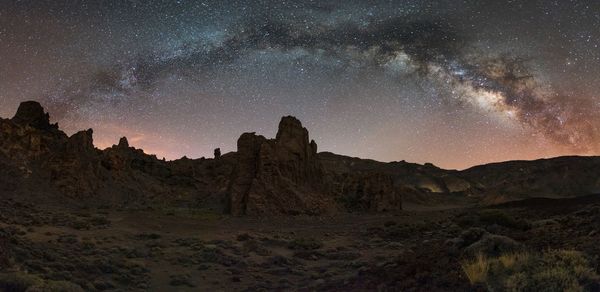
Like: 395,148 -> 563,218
1,0 -> 599,169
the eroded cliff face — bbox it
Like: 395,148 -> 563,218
329,172 -> 402,212
0,102 -> 66,161
5,101 -> 600,213
1,102 -> 402,214
1,102 -> 191,204
227,117 -> 337,215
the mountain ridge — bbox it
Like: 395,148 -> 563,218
2,101 -> 599,213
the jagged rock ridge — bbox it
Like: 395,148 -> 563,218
2,101 -> 600,212
228,116 -> 335,215
0,102 -> 402,214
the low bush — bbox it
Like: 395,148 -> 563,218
160,207 -> 221,221
0,234 -> 12,269
0,272 -> 84,292
478,209 -> 530,230
287,238 -> 323,250
462,250 -> 600,291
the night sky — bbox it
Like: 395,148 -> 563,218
1,0 -> 599,169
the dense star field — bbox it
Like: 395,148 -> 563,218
1,0 -> 599,169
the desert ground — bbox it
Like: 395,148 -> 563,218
2,195 -> 600,291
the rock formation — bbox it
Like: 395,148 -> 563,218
224,116 -> 407,215
330,172 -> 402,212
10,100 -> 57,131
118,137 -> 130,148
227,117 -> 335,215
6,100 -> 599,214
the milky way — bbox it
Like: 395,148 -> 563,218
1,0 -> 599,169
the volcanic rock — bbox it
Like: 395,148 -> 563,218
4,100 -> 600,214
0,102 -> 67,161
11,101 -> 57,131
331,172 -> 402,212
118,137 -> 130,148
1,103 -> 405,214
227,117 -> 333,215
66,129 -> 95,155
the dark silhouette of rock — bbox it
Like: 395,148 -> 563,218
0,102 -> 428,212
0,102 -> 67,162
11,101 -> 56,130
226,116 -> 402,215
66,129 -> 95,155
118,137 -> 129,148
227,116 -> 332,215
48,129 -> 104,197
4,100 -> 600,214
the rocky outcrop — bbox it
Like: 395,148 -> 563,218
226,116 -> 405,215
1,102 -> 406,214
331,172 -> 402,212
317,151 -> 476,206
0,102 -> 67,161
460,157 -> 600,203
46,129 -> 105,197
5,100 -> 600,213
11,101 -> 57,131
118,137 -> 129,148
228,117 -> 334,215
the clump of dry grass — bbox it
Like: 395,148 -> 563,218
498,251 -> 530,269
462,253 -> 489,284
461,249 -> 600,291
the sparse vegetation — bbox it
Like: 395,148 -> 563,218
89,215 -> 110,226
0,272 -> 83,292
2,188 -> 600,290
336,193 -> 365,212
462,250 -> 600,291
159,207 -> 222,220
478,209 -> 531,230
462,253 -> 489,284
287,238 -> 323,250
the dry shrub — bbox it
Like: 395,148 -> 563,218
462,250 -> 600,291
462,253 -> 489,284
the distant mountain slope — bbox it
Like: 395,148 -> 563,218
318,152 -> 477,206
459,156 -> 600,203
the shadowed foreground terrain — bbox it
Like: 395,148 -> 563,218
1,102 -> 600,291
2,195 -> 600,291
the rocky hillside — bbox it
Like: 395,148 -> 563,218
320,152 -> 600,205
0,101 -> 403,215
1,101 -> 599,213
459,157 -> 600,204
